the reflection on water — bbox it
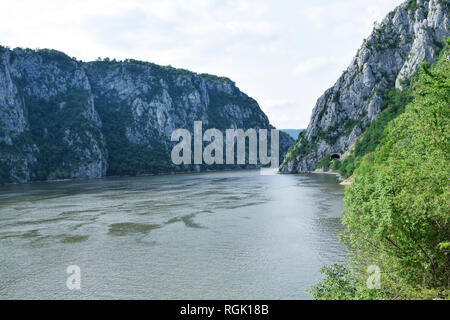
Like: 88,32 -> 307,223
0,170 -> 346,299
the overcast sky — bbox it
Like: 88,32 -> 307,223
0,0 -> 404,129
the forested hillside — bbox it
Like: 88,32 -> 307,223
0,47 -> 292,184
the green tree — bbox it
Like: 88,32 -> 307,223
312,39 -> 450,299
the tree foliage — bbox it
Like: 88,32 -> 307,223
312,39 -> 450,299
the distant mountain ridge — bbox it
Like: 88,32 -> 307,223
280,129 -> 304,140
281,0 -> 448,173
0,48 -> 293,183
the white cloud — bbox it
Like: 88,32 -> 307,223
294,57 -> 338,76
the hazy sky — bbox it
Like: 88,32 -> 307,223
0,0 -> 404,129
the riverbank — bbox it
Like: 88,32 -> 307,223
0,166 -> 262,187
311,169 -> 352,186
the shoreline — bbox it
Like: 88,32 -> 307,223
311,169 -> 352,186
0,167 -> 263,187
1,166 -> 353,187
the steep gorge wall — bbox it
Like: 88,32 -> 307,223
0,48 -> 292,183
281,0 -> 448,173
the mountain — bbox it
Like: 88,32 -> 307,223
0,48 -> 293,184
311,38 -> 450,300
280,129 -> 304,140
281,0 -> 448,173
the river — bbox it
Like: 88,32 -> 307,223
0,170 -> 346,299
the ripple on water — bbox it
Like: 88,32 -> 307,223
165,213 -> 205,229
22,230 -> 40,238
60,235 -> 90,243
1,216 -> 68,228
59,209 -> 103,216
108,223 -> 161,236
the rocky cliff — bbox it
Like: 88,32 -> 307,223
0,48 -> 293,183
281,0 -> 448,173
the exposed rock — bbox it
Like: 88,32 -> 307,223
0,48 -> 293,183
281,0 -> 448,173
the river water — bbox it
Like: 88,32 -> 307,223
0,170 -> 346,299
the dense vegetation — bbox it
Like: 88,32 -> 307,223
93,96 -> 172,176
311,39 -> 449,299
25,89 -> 104,180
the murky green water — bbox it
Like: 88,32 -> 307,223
0,170 -> 346,299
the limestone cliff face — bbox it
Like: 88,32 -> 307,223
0,48 -> 34,182
0,48 -> 108,182
0,48 -> 292,183
281,0 -> 448,173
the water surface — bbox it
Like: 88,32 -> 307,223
0,170 -> 346,299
